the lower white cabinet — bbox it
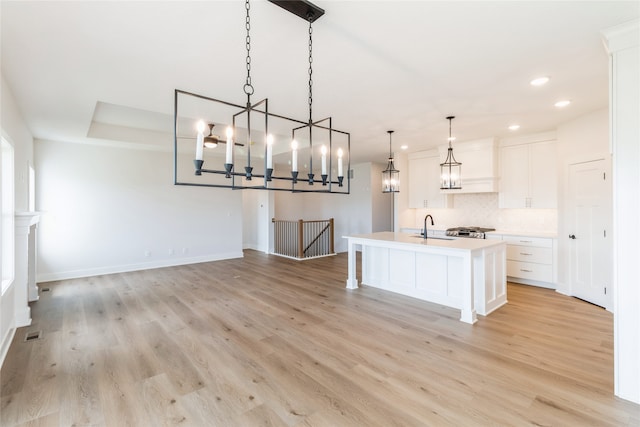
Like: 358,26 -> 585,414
490,234 -> 556,288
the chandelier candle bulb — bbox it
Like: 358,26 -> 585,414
225,127 -> 233,164
291,140 -> 298,172
337,148 -> 344,177
321,145 -> 327,175
266,135 -> 273,169
195,121 -> 205,161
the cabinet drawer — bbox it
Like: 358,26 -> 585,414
503,235 -> 552,248
507,260 -> 552,282
507,245 -> 552,264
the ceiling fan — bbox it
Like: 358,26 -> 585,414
203,123 -> 219,148
177,122 -> 245,148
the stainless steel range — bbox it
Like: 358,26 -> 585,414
446,226 -> 495,239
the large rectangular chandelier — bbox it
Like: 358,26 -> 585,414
173,0 -> 350,194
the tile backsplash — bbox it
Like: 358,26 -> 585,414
405,193 -> 557,233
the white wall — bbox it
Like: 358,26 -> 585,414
1,77 -> 33,212
370,162 -> 393,232
274,162 -> 374,253
35,140 -> 244,281
242,189 -> 273,253
0,75 -> 34,367
394,153 -> 410,232
556,109 -> 610,297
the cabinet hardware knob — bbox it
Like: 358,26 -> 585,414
569,234 -> 576,239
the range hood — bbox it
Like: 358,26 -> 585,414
438,137 -> 498,194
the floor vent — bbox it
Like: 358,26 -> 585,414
41,287 -> 51,292
24,331 -> 42,342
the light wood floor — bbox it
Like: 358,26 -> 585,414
1,250 -> 639,426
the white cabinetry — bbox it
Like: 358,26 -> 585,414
499,137 -> 557,208
408,150 -> 450,208
503,235 -> 556,288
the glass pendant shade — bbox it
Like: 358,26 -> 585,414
382,159 -> 400,193
382,130 -> 400,193
440,147 -> 462,189
440,116 -> 462,189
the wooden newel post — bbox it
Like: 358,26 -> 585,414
298,219 -> 304,259
330,218 -> 335,254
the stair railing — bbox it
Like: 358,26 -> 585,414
272,218 -> 335,260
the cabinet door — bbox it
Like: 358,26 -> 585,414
529,141 -> 557,208
409,156 -> 447,208
424,156 -> 447,208
409,157 -> 429,208
499,144 -> 529,208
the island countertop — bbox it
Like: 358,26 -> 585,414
345,231 -> 506,251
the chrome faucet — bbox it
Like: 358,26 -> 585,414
423,215 -> 434,239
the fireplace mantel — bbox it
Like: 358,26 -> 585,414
14,212 -> 41,327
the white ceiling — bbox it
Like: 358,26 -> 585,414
1,1 -> 638,164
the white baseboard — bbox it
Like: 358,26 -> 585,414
36,251 -> 244,283
242,244 -> 269,253
0,326 -> 16,370
507,276 -> 556,289
555,282 -> 571,296
14,306 -> 31,328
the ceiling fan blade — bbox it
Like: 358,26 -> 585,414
176,136 -> 244,147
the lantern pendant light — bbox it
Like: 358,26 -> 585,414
382,130 -> 400,193
440,116 -> 462,189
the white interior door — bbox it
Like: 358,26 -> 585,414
568,159 -> 611,308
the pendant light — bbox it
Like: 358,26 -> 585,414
440,116 -> 462,189
382,130 -> 400,193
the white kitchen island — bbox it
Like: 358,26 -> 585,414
344,232 -> 507,324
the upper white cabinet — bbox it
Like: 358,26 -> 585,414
499,134 -> 557,208
408,150 -> 450,208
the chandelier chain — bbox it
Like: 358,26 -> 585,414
308,19 -> 313,122
244,0 -> 254,96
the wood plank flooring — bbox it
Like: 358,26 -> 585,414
1,250 -> 639,426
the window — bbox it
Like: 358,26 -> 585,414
1,137 -> 15,295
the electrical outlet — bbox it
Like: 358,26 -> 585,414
168,249 -> 174,256
144,250 -> 151,257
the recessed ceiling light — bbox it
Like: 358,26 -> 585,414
530,76 -> 550,86
508,124 -> 520,131
554,100 -> 571,108
400,145 -> 408,150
